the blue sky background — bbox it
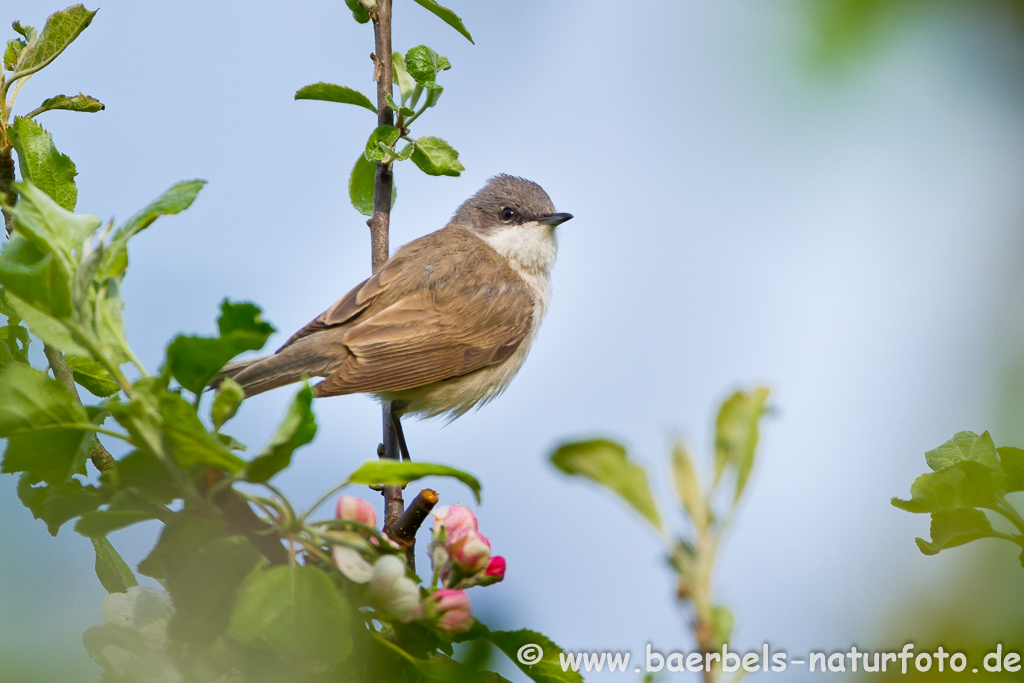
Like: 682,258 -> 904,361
3,1 -> 1024,680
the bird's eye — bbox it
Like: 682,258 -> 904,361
500,207 -> 518,222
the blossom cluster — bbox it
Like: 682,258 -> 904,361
331,496 -> 505,634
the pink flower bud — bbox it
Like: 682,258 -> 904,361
481,556 -> 506,583
431,504 -> 478,539
428,589 -> 474,634
336,495 -> 377,528
446,528 -> 491,574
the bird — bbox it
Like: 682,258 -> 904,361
216,175 -> 572,459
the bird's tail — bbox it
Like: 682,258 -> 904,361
210,337 -> 339,397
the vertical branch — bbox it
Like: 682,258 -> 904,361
368,0 -> 406,535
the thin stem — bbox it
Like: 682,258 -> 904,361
300,479 -> 354,523
996,498 -> 1024,537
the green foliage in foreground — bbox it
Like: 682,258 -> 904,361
894,430 -> 1024,566
1,4 -> 581,682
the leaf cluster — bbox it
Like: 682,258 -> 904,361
550,387 -> 771,675
893,430 -> 1024,565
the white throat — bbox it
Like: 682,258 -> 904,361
471,221 -> 557,314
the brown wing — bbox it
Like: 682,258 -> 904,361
313,276 -> 534,396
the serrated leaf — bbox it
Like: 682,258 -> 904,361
385,93 -> 415,117
671,440 -> 706,530
10,119 -> 78,210
392,52 -> 417,104
490,629 -> 583,683
11,4 -> 96,81
346,460 -> 482,503
29,92 -> 105,116
295,82 -> 377,114
550,439 -> 662,530
4,291 -> 89,355
892,460 -> 1006,513
410,136 -> 463,177
17,473 -> 109,535
0,238 -> 73,319
713,386 -> 770,501
166,299 -> 274,396
229,565 -> 354,667
0,323 -> 30,364
405,45 -> 447,88
101,179 -> 205,280
91,537 -> 138,593
925,431 -> 1000,471
10,181 -> 98,279
0,362 -> 95,484
157,392 -> 244,472
916,508 -> 998,556
364,125 -> 401,163
243,384 -> 316,483
411,0 -> 474,43
65,354 -> 119,397
4,38 -> 26,71
999,446 -> 1024,493
211,377 -> 244,431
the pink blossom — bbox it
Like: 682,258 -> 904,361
428,589 -> 474,634
447,528 -> 491,574
481,556 -> 506,583
335,495 -> 377,528
431,504 -> 478,539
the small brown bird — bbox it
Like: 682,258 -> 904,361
219,175 -> 572,458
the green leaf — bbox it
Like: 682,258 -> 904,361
392,52 -> 417,104
344,0 -> 371,23
10,4 -> 96,81
550,439 -> 662,530
91,536 -> 139,593
4,291 -> 89,355
490,629 -> 583,683
142,517 -> 263,645
892,460 -> 1006,513
28,92 -> 104,116
157,392 -> 244,472
713,386 -> 770,501
925,431 -> 1000,471
166,299 -> 274,396
211,377 -> 244,431
405,45 -> 448,88
17,473 -> 109,535
347,460 -> 482,503
348,153 -> 398,217
12,22 -> 37,42
710,605 -> 734,651
0,239 -> 72,319
228,565 -> 354,668
0,362 -> 95,484
243,384 -> 316,483
101,179 -> 206,280
386,93 -> 416,117
65,354 -> 119,397
295,82 -> 377,114
410,136 -> 464,177
364,125 -> 402,163
10,180 -> 99,277
671,440 -> 706,530
10,118 -> 78,210
99,450 -> 179,505
0,321 -> 31,364
411,0 -> 474,43
75,491 -> 170,537
4,38 -> 26,71
999,447 -> 1024,493
916,508 -> 998,556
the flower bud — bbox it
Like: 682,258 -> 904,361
478,556 -> 506,585
335,495 -> 377,528
427,589 -> 474,634
431,504 -> 478,539
369,555 -> 422,622
447,528 -> 491,574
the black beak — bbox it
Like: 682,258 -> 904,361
538,212 -> 573,226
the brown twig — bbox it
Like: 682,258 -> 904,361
387,489 -> 438,570
366,0 -> 408,551
43,344 -> 115,472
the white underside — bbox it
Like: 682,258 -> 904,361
375,221 -> 557,420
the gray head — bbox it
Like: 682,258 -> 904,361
452,175 -> 572,233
